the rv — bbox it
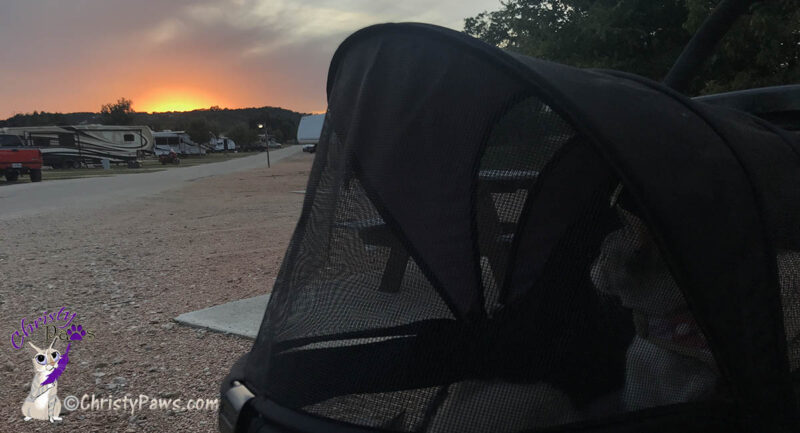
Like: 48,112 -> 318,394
0,125 -> 154,168
257,133 -> 282,149
153,131 -> 206,156
210,136 -> 236,152
297,114 -> 325,153
296,114 -> 325,144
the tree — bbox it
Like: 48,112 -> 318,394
100,97 -> 134,125
2,105 -> 304,141
225,123 -> 258,150
685,0 -> 800,94
464,0 -> 800,95
186,118 -> 213,144
3,111 -> 67,127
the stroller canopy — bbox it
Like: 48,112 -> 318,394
224,23 -> 800,433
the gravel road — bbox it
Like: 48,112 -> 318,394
0,151 -> 313,432
0,146 -> 302,221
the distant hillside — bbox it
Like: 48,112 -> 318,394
0,106 -> 309,144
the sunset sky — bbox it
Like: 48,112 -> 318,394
0,0 -> 501,119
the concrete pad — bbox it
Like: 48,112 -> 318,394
175,294 -> 270,339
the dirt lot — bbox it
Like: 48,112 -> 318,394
0,152 -> 313,432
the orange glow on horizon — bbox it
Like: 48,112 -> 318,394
136,88 -> 223,113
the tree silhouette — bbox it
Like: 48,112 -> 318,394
100,97 -> 134,125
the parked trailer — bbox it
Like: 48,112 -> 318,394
296,114 -> 325,144
0,125 -> 154,168
210,136 -> 236,152
297,113 -> 324,153
153,131 -> 207,156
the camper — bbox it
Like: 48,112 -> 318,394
257,133 -> 282,149
297,113 -> 324,153
0,125 -> 154,168
210,136 -> 236,152
296,114 -> 325,144
152,131 -> 206,156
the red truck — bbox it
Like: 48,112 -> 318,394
0,134 -> 42,182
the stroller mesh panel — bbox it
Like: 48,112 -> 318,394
303,387 -> 443,431
590,201 -> 722,412
266,125 -> 455,346
258,102 -> 729,431
777,250 -> 800,406
477,96 -> 575,313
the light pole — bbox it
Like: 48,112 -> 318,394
258,123 -> 271,168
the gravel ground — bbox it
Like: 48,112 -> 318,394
0,152 -> 313,432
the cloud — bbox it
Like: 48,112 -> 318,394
0,0 -> 502,118
147,19 -> 188,45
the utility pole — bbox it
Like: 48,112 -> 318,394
257,123 -> 271,167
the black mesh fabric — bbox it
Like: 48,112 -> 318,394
686,102 -> 800,414
477,96 -> 573,312
778,252 -> 800,392
230,23 -> 800,433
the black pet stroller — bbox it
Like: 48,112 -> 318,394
220,3 -> 800,432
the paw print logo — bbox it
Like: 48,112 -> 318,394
66,325 -> 86,341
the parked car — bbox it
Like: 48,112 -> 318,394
302,144 -> 317,153
0,134 -> 43,182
